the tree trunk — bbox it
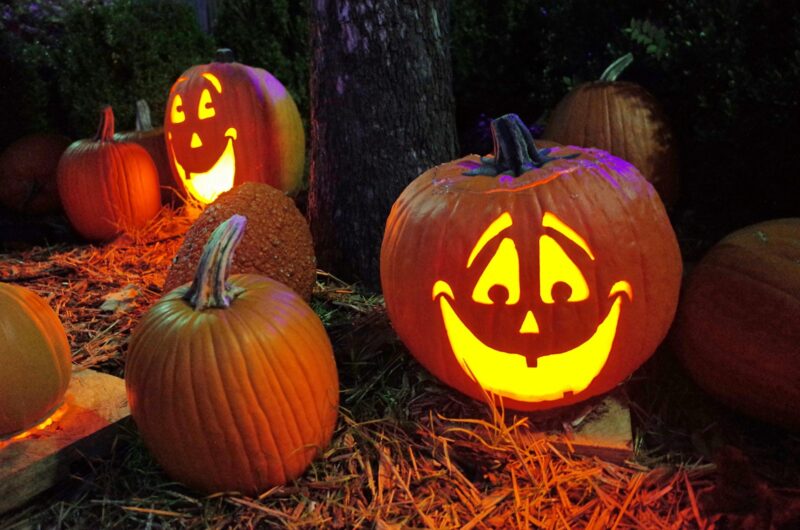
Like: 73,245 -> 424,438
309,0 -> 457,291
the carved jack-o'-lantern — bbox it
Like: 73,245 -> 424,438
164,49 -> 305,204
381,114 -> 682,411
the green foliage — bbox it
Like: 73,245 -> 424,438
57,0 -> 213,136
213,0 -> 309,122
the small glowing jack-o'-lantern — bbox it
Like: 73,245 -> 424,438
164,49 -> 305,204
381,114 -> 682,411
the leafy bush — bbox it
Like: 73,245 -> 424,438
213,0 -> 309,122
57,0 -> 213,136
0,0 -> 81,146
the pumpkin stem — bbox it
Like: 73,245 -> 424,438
135,99 -> 153,132
464,114 -> 577,177
599,53 -> 634,82
95,106 -> 116,142
215,48 -> 235,63
186,214 -> 247,310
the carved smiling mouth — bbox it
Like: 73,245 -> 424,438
432,280 -> 632,402
168,128 -> 237,204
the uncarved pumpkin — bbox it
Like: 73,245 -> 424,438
0,283 -> 72,436
543,54 -> 679,207
381,113 -> 682,412
57,106 -> 161,241
0,133 -> 71,215
114,100 -> 176,204
164,49 -> 305,204
163,182 -> 316,300
126,215 -> 339,495
672,218 -> 800,430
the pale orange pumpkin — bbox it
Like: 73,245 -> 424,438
0,283 -> 72,437
57,106 -> 161,241
125,215 -> 339,494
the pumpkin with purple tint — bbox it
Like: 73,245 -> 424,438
164,49 -> 305,205
381,114 -> 681,411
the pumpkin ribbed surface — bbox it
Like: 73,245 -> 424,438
544,81 -> 679,207
672,218 -> 800,430
164,182 -> 316,299
57,106 -> 161,241
0,283 -> 72,436
127,216 -> 337,495
114,100 -> 174,204
381,115 -> 681,411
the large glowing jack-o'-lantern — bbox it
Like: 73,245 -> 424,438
164,49 -> 305,204
381,114 -> 682,411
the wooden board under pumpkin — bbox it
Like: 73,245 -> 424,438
0,368 -> 130,514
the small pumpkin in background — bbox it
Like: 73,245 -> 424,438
543,54 -> 679,207
0,133 -> 71,215
381,113 -> 681,412
0,283 -> 72,437
114,100 -> 175,204
672,218 -> 800,430
57,106 -> 161,241
164,48 -> 305,205
126,215 -> 339,495
164,182 -> 316,300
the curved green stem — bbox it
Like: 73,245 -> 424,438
95,106 -> 116,142
185,214 -> 247,310
464,114 -> 576,178
600,53 -> 634,82
134,99 -> 153,132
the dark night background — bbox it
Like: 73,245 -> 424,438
1,0 -> 799,254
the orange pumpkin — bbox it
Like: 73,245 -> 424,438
543,54 -> 679,207
381,114 -> 682,412
164,49 -> 305,205
57,106 -> 161,241
672,219 -> 800,430
0,133 -> 71,215
126,215 -> 339,494
114,100 -> 175,204
0,283 -> 72,436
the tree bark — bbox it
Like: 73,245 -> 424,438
309,0 -> 457,291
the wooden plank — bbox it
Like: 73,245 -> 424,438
519,392 -> 634,464
0,368 -> 130,514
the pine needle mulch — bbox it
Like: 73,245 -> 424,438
1,207 -> 799,529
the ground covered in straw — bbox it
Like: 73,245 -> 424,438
1,206 -> 799,529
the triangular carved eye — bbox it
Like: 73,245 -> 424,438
539,235 -> 589,303
198,89 -> 216,120
471,237 -> 520,305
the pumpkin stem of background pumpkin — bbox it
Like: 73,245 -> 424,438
464,113 -> 577,178
95,106 -> 116,142
186,214 -> 247,310
135,100 -> 153,132
215,48 -> 235,63
600,53 -> 634,82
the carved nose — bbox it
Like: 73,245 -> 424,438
190,132 -> 203,148
519,310 -> 540,334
